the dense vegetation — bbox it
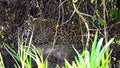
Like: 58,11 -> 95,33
0,0 -> 120,68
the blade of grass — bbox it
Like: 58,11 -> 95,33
91,30 -> 98,60
0,53 -> 5,68
64,59 -> 72,68
100,50 -> 112,68
72,45 -> 85,68
95,38 -> 114,65
85,50 -> 90,68
91,38 -> 103,67
74,56 -> 80,68
72,61 -> 77,68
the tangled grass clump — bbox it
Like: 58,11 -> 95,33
0,30 -> 113,68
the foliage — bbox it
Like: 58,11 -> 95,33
4,39 -> 32,68
113,36 -> 120,46
98,19 -> 104,26
63,31 -> 114,68
0,53 -> 5,68
27,44 -> 48,68
109,8 -> 119,21
1,30 -> 114,68
4,34 -> 48,68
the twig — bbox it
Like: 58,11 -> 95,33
102,0 -> 108,43
72,0 -> 90,50
45,0 -> 62,61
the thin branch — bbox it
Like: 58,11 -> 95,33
72,0 -> 90,50
102,0 -> 108,43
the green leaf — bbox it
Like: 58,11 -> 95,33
72,61 -> 77,68
73,45 -> 85,68
109,8 -> 119,21
100,50 -> 112,68
98,19 -> 104,26
95,38 -> 114,65
4,43 -> 21,62
85,50 -> 90,68
64,59 -> 72,68
74,56 -> 80,68
91,30 -> 98,62
91,38 -> 103,67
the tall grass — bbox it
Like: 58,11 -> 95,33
27,44 -> 48,68
4,38 -> 32,68
1,30 -> 113,68
63,31 -> 114,68
0,52 -> 5,68
4,39 -> 48,68
4,30 -> 48,68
